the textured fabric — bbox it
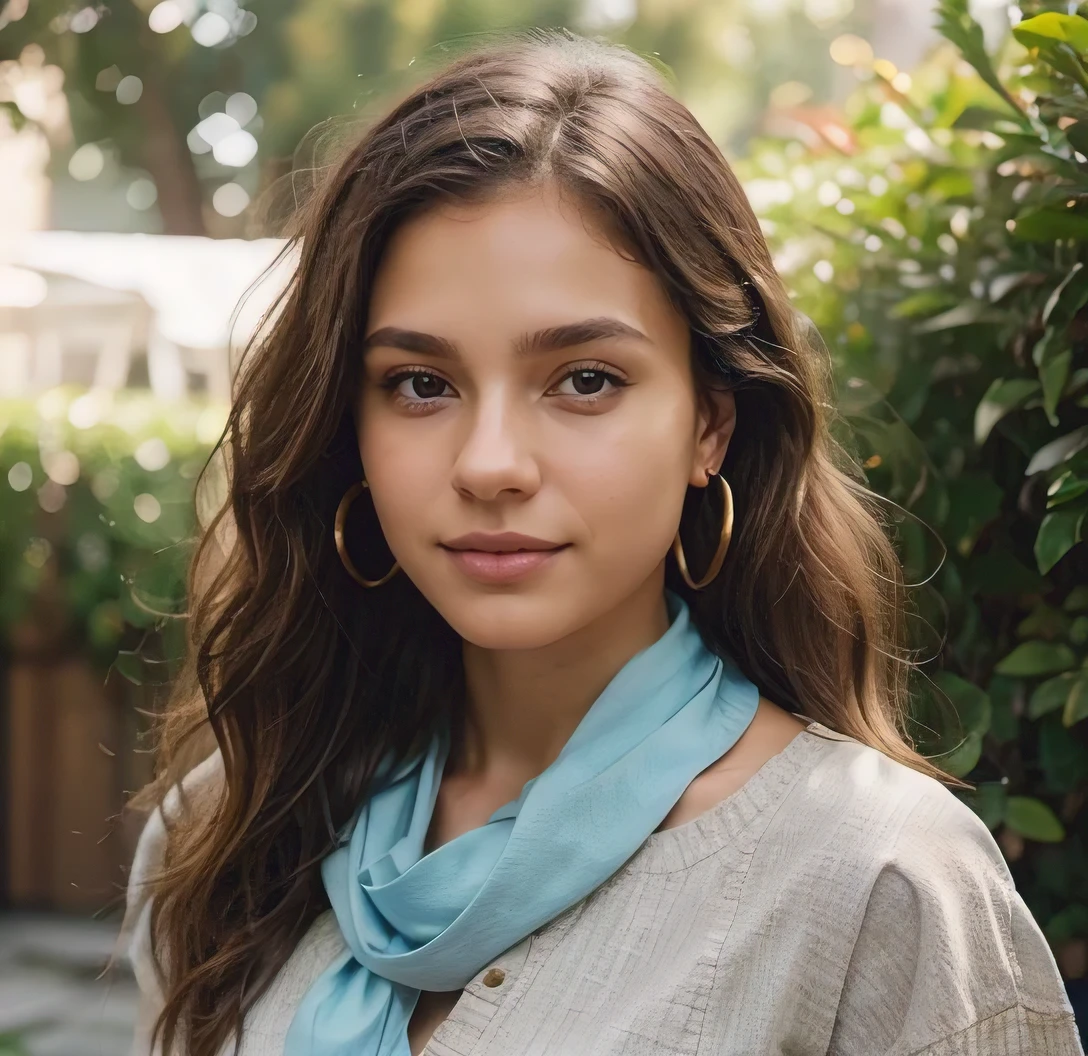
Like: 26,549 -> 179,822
285,590 -> 760,1056
125,724 -> 1085,1056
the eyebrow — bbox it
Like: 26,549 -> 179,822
361,317 -> 650,360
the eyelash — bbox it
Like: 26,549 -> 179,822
378,361 -> 629,413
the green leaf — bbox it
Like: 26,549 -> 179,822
1067,121 -> 1088,156
988,271 -> 1043,303
1042,262 -> 1088,331
952,104 -> 1013,130
1040,349 -> 1072,423
966,551 -> 1048,596
937,0 -> 1029,119
933,670 -> 992,733
1017,602 -> 1071,639
1028,671 -> 1084,718
1066,585 -> 1088,611
1047,472 -> 1088,507
995,640 -> 1077,677
1013,12 -> 1088,53
933,730 -> 983,777
1045,904 -> 1088,943
1040,714 -> 1088,792
890,290 -> 960,318
942,473 -> 1004,552
1011,13 -> 1088,92
914,301 -> 1003,332
965,782 -> 1007,829
1034,325 -> 1069,371
1070,615 -> 1088,646
988,675 -> 1021,743
1065,673 -> 1088,726
1005,795 -> 1066,842
1035,507 -> 1085,573
1026,425 -> 1088,475
975,378 -> 1041,445
1031,324 -> 1073,422
1012,209 -> 1088,242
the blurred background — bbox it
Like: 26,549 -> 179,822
1,0 -> 1086,1052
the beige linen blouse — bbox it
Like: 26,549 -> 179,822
125,721 -> 1085,1056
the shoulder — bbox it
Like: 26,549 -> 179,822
126,748 -> 225,895
756,722 -> 1012,935
773,726 -> 1080,1055
780,722 -> 997,868
779,725 -> 1030,943
121,750 -> 225,998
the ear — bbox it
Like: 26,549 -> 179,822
689,386 -> 736,487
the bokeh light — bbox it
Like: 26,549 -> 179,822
133,493 -> 162,523
116,76 -> 144,106
68,143 -> 104,181
43,450 -> 80,485
126,178 -> 158,210
191,11 -> 231,47
134,437 -> 171,471
7,462 -> 33,492
829,34 -> 873,67
148,1 -> 185,34
212,129 -> 257,167
212,182 -> 250,217
225,92 -> 258,126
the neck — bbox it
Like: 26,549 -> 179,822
450,573 -> 672,789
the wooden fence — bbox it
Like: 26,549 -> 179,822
3,574 -> 152,913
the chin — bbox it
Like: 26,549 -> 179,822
428,589 -> 581,651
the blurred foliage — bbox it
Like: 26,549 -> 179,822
0,390 -> 222,677
744,0 -> 1088,970
0,0 -> 887,234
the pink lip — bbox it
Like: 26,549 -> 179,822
441,531 -> 564,552
441,546 -> 569,584
438,531 -> 570,584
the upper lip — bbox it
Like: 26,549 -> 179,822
441,532 -> 567,553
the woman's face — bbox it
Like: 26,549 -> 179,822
357,183 -> 734,649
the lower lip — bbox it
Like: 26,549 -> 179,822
441,546 -> 568,584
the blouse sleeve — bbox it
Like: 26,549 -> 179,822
121,751 -> 224,1056
124,801 -> 169,1056
828,789 -> 1084,1056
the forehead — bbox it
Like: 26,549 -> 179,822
366,184 -> 686,347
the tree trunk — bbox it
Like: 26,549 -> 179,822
136,73 -> 206,236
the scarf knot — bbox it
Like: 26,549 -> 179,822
285,590 -> 758,1056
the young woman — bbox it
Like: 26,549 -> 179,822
123,27 -> 1084,1056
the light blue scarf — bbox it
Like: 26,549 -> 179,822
285,590 -> 758,1056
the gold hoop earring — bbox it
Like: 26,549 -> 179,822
334,480 -> 400,588
671,472 -> 734,591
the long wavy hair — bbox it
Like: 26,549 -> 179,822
130,27 -> 955,1056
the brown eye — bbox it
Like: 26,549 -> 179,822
570,370 -> 607,395
551,366 -> 626,399
407,373 -> 447,399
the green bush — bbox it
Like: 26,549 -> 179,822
745,0 -> 1088,970
0,390 -> 222,673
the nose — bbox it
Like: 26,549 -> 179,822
450,390 -> 541,502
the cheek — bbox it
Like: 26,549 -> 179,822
355,407 -> 436,543
557,395 -> 695,556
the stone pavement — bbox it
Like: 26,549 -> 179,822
0,912 -> 138,1056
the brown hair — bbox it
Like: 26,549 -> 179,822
132,27 -> 954,1056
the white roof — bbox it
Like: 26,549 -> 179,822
0,230 -> 296,350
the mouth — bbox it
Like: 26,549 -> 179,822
438,541 -> 571,584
